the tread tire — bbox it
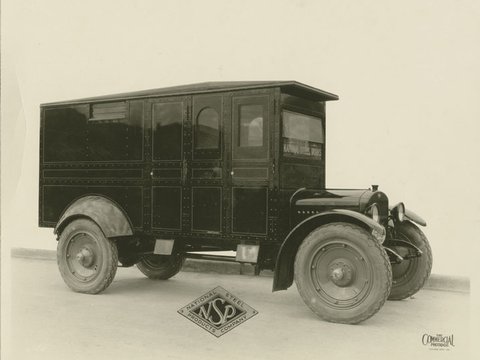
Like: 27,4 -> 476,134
57,218 -> 118,294
388,221 -> 432,300
294,222 -> 392,324
136,254 -> 185,280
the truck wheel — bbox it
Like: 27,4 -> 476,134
294,223 -> 392,324
388,222 -> 432,300
136,254 -> 185,280
57,219 -> 118,294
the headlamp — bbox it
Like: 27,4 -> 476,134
390,202 -> 406,222
366,203 -> 380,223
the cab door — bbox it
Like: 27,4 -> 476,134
227,91 -> 274,237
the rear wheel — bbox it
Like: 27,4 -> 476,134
294,223 -> 392,324
57,219 -> 118,294
388,222 -> 432,300
136,254 -> 185,280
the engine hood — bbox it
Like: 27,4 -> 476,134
295,189 -> 369,209
292,188 -> 389,224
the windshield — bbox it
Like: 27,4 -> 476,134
282,110 -> 324,157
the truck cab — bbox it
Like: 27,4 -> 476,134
40,81 -> 432,324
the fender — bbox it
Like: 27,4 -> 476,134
54,195 -> 133,238
405,209 -> 427,227
272,209 -> 385,292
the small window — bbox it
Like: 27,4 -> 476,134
195,107 -> 219,149
90,102 -> 127,123
239,105 -> 263,147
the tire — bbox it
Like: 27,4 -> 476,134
57,219 -> 118,294
294,223 -> 392,324
136,254 -> 185,280
388,221 -> 432,300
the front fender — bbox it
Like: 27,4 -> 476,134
405,209 -> 427,227
272,210 -> 385,292
54,195 -> 134,238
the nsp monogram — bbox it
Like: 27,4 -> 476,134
178,286 -> 257,337
194,297 -> 238,326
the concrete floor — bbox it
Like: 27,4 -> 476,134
4,258 -> 472,360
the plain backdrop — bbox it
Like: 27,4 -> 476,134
2,0 -> 479,279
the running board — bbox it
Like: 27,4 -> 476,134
185,253 -> 238,263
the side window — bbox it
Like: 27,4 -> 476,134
232,96 -> 268,160
239,105 -> 263,147
282,110 -> 323,158
193,95 -> 222,159
153,102 -> 183,160
195,107 -> 219,149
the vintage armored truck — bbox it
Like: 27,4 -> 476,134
39,81 -> 432,324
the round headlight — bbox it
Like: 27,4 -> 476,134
367,203 -> 380,223
391,202 -> 406,222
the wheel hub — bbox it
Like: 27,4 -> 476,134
75,247 -> 95,268
328,261 -> 354,287
308,242 -> 373,308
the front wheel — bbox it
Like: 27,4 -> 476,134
294,223 -> 392,324
388,222 -> 432,300
57,219 -> 118,294
136,254 -> 185,280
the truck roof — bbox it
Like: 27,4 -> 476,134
41,81 -> 339,106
